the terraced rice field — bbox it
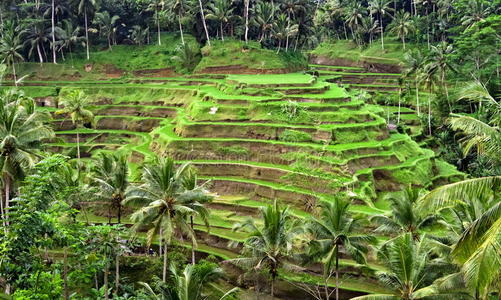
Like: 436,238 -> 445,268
18,63 -> 463,296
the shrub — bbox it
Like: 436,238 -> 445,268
279,129 -> 312,143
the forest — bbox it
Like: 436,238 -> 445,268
0,0 -> 499,299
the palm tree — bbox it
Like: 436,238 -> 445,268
281,0 -> 306,51
307,198 -> 376,300
426,41 -> 456,101
0,90 -> 54,228
147,0 -> 165,46
42,0 -> 69,64
344,2 -> 365,43
371,187 -> 442,239
460,0 -> 492,29
57,20 -> 85,65
197,0 -> 210,46
71,0 -> 100,60
91,152 -> 129,224
272,14 -> 298,53
124,158 -> 211,282
418,176 -> 501,298
139,263 -> 239,300
418,65 -> 439,135
0,21 -> 24,86
368,0 -> 394,50
352,233 -> 452,300
359,15 -> 380,45
252,1 -> 275,43
205,0 -> 235,42
230,200 -> 300,297
168,0 -> 190,45
388,10 -> 415,50
56,89 -> 95,163
94,11 -> 120,50
403,49 -> 425,116
22,20 -> 50,64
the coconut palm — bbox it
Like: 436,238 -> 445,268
91,152 -> 129,224
0,89 -> 54,228
307,198 -> 376,300
0,21 -> 24,86
426,41 -> 456,101
56,89 -> 95,162
418,176 -> 501,299
344,2 -> 365,42
124,157 -> 212,282
352,233 -> 455,300
139,263 -> 239,300
205,0 -> 235,42
230,200 -> 301,297
371,187 -> 442,239
418,65 -> 439,135
281,0 -> 306,50
252,1 -> 275,42
22,20 -> 51,64
94,11 -> 120,50
147,0 -> 165,45
272,13 -> 298,53
460,0 -> 492,29
197,0 -> 210,46
368,0 -> 394,50
388,10 -> 415,50
41,0 -> 69,63
403,49 -> 425,116
358,15 -> 380,45
71,0 -> 100,60
57,20 -> 85,65
168,0 -> 190,45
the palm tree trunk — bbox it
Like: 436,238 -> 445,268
270,276 -> 274,297
157,10 -> 161,46
76,131 -> 81,162
402,35 -> 406,50
244,0 -> 249,43
104,261 -> 109,300
220,23 -> 224,41
117,204 -> 121,224
159,228 -> 163,257
415,82 -> 420,116
63,247 -> 69,300
11,63 -> 17,87
178,15 -> 185,45
37,43 -> 44,64
85,10 -> 90,60
51,0 -> 57,63
0,186 -> 6,234
398,91 -> 401,124
198,0 -> 210,46
335,249 -> 339,300
162,241 -> 168,282
428,88 -> 432,136
4,175 -> 10,228
115,254 -> 120,295
380,15 -> 384,51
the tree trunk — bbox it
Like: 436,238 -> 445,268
428,88 -> 432,136
191,216 -> 196,264
415,82 -> 420,116
104,261 -> 109,300
162,241 -> 168,282
37,43 -> 44,64
220,23 -> 224,41
85,10 -> 90,60
244,0 -> 249,43
276,40 -> 281,54
117,203 -> 121,224
335,250 -> 339,300
159,227 -> 163,257
63,247 -> 69,300
380,15 -> 384,51
12,63 -> 17,87
51,0 -> 57,63
270,276 -> 274,297
178,14 -> 185,45
157,10 -> 161,46
402,35 -> 406,50
4,175 -> 10,228
76,131 -> 81,162
115,254 -> 119,295
198,0 -> 210,46
0,183 -> 6,233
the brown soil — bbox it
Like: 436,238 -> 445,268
103,64 -> 125,78
196,64 -> 290,75
132,68 -> 177,77
309,54 -> 401,73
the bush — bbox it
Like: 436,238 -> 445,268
279,129 -> 312,143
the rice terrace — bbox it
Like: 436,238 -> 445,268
0,0 -> 499,299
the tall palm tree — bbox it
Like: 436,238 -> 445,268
57,20 -> 85,65
307,198 -> 376,300
205,0 -> 235,42
139,263 -> 239,300
197,0 -> 210,46
71,0 -> 100,60
124,158 -> 211,282
359,15 -> 380,45
168,0 -> 190,45
344,2 -> 365,43
388,10 -> 415,50
252,1 -> 275,42
368,0 -> 394,50
418,65 -> 439,135
42,0 -> 69,64
0,89 -> 54,228
147,0 -> 165,46
403,49 -> 425,116
91,152 -> 129,224
56,89 -> 95,163
426,41 -> 456,101
418,176 -> 501,299
22,20 -> 50,64
371,187 -> 442,239
281,0 -> 306,51
272,14 -> 298,53
0,21 -> 24,86
94,11 -> 120,50
230,200 -> 300,297
352,233 -> 453,300
460,0 -> 492,29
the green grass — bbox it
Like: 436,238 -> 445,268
227,73 -> 314,85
